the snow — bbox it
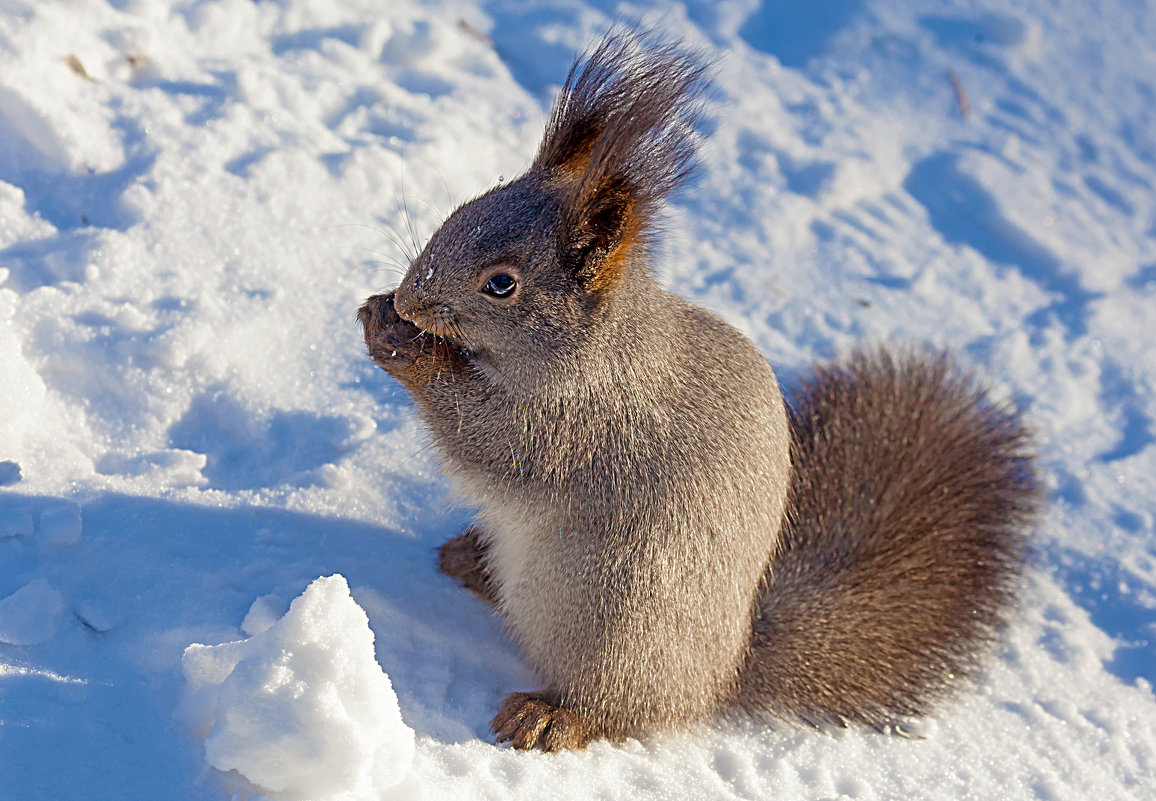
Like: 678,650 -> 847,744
38,501 -> 83,547
0,460 -> 21,486
0,0 -> 1153,799
241,592 -> 288,637
0,578 -> 64,646
178,575 -> 415,800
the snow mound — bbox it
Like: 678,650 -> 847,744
0,577 -> 63,645
178,575 -> 415,800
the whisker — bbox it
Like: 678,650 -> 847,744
357,254 -> 408,271
429,163 -> 455,211
374,217 -> 419,264
397,185 -> 423,260
346,243 -> 408,262
349,249 -> 410,277
362,265 -> 407,285
414,196 -> 446,224
398,439 -> 438,468
331,216 -> 417,264
452,321 -> 469,345
362,259 -> 407,274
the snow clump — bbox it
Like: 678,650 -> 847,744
178,574 -> 415,800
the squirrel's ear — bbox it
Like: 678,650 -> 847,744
558,176 -> 637,293
534,29 -> 711,295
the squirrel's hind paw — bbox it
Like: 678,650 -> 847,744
491,692 -> 593,752
438,527 -> 497,603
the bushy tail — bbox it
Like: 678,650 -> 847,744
737,348 -> 1040,728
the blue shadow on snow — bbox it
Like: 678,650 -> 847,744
0,491 -> 506,801
739,0 -> 865,68
1050,544 -> 1156,688
902,151 -> 1101,339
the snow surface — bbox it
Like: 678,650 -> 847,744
0,0 -> 1154,799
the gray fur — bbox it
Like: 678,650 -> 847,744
359,29 -> 1039,748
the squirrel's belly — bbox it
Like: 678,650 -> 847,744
473,503 -> 539,608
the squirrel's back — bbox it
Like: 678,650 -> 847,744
737,348 -> 1039,728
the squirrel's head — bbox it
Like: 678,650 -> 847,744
389,30 -> 711,368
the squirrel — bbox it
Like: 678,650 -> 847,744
357,30 -> 1040,751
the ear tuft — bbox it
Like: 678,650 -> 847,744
534,29 -> 713,293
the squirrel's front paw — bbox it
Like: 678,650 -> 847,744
358,291 -> 421,364
438,526 -> 497,603
358,291 -> 464,389
491,692 -> 593,751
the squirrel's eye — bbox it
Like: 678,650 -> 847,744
482,274 -> 517,298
